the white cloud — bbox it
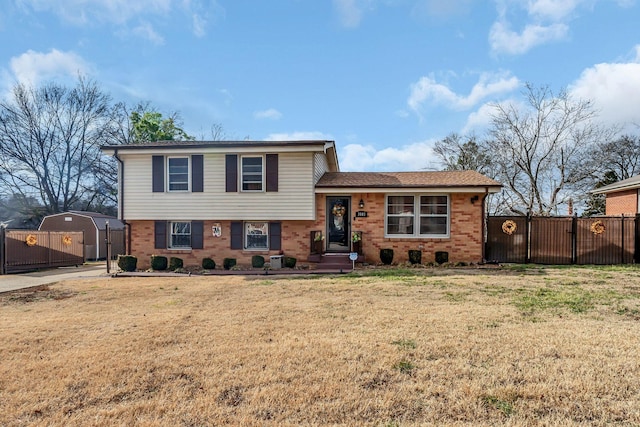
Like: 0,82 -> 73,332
192,13 -> 207,37
131,22 -> 164,45
569,47 -> 640,130
265,131 -> 332,141
526,0 -> 581,21
408,72 -> 519,115
333,0 -> 373,28
461,102 -> 498,134
19,0 -> 173,25
17,0 -> 218,38
339,141 -> 438,172
489,20 -> 568,55
8,49 -> 91,87
254,108 -> 282,120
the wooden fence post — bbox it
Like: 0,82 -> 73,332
106,221 -> 111,274
0,226 -> 5,275
621,214 -> 625,264
636,214 -> 640,264
525,214 -> 531,263
571,214 -> 578,264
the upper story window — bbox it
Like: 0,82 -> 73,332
386,195 -> 449,238
168,157 -> 189,191
241,156 -> 263,191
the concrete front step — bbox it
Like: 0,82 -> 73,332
317,254 -> 355,271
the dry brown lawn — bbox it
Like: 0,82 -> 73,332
2,266 -> 640,426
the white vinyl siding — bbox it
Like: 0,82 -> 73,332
313,152 -> 329,184
123,152 -> 317,220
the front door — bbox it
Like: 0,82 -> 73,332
326,196 -> 350,252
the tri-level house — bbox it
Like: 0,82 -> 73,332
100,140 -> 501,269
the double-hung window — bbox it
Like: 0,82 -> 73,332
244,222 -> 268,250
386,195 -> 449,238
386,196 -> 415,235
241,156 -> 263,191
168,157 -> 189,191
169,221 -> 191,248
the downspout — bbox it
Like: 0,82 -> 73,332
113,149 -> 130,254
481,187 -> 489,263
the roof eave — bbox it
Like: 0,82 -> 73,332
315,185 -> 502,194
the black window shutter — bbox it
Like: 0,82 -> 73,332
152,156 -> 164,192
269,222 -> 281,251
154,221 -> 167,249
225,154 -> 238,192
266,154 -> 278,192
191,221 -> 204,249
230,221 -> 243,249
192,155 -> 203,192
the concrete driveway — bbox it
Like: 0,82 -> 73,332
0,263 -> 108,293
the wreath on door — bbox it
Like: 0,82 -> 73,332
331,203 -> 346,217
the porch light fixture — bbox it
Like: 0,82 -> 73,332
470,195 -> 479,204
359,199 -> 365,209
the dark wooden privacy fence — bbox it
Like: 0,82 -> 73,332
0,229 -> 84,274
486,215 -> 637,265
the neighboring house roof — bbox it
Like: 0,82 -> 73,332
39,211 -> 125,230
591,174 -> 640,195
316,171 -> 502,192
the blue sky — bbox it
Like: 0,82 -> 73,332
1,0 -> 640,172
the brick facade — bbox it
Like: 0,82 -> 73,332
605,190 -> 638,216
324,192 -> 485,265
129,220 -> 315,270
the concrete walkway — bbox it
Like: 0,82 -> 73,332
0,263 -> 108,293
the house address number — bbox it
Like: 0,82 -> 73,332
356,211 -> 368,218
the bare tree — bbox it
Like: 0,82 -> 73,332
0,77 -> 116,217
487,83 -> 614,215
433,133 -> 492,174
598,135 -> 640,181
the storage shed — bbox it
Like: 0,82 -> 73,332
39,211 -> 125,260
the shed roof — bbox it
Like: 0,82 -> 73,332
591,174 -> 640,195
40,211 -> 124,230
316,171 -> 501,190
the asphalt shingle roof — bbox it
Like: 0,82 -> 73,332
316,171 -> 501,188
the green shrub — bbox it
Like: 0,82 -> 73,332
251,255 -> 265,268
284,256 -> 297,268
202,257 -> 216,270
408,250 -> 422,265
117,255 -> 137,272
380,248 -> 394,265
150,255 -> 168,271
169,257 -> 183,271
223,258 -> 236,270
435,251 -> 449,264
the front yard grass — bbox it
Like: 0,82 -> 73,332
1,265 -> 640,426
